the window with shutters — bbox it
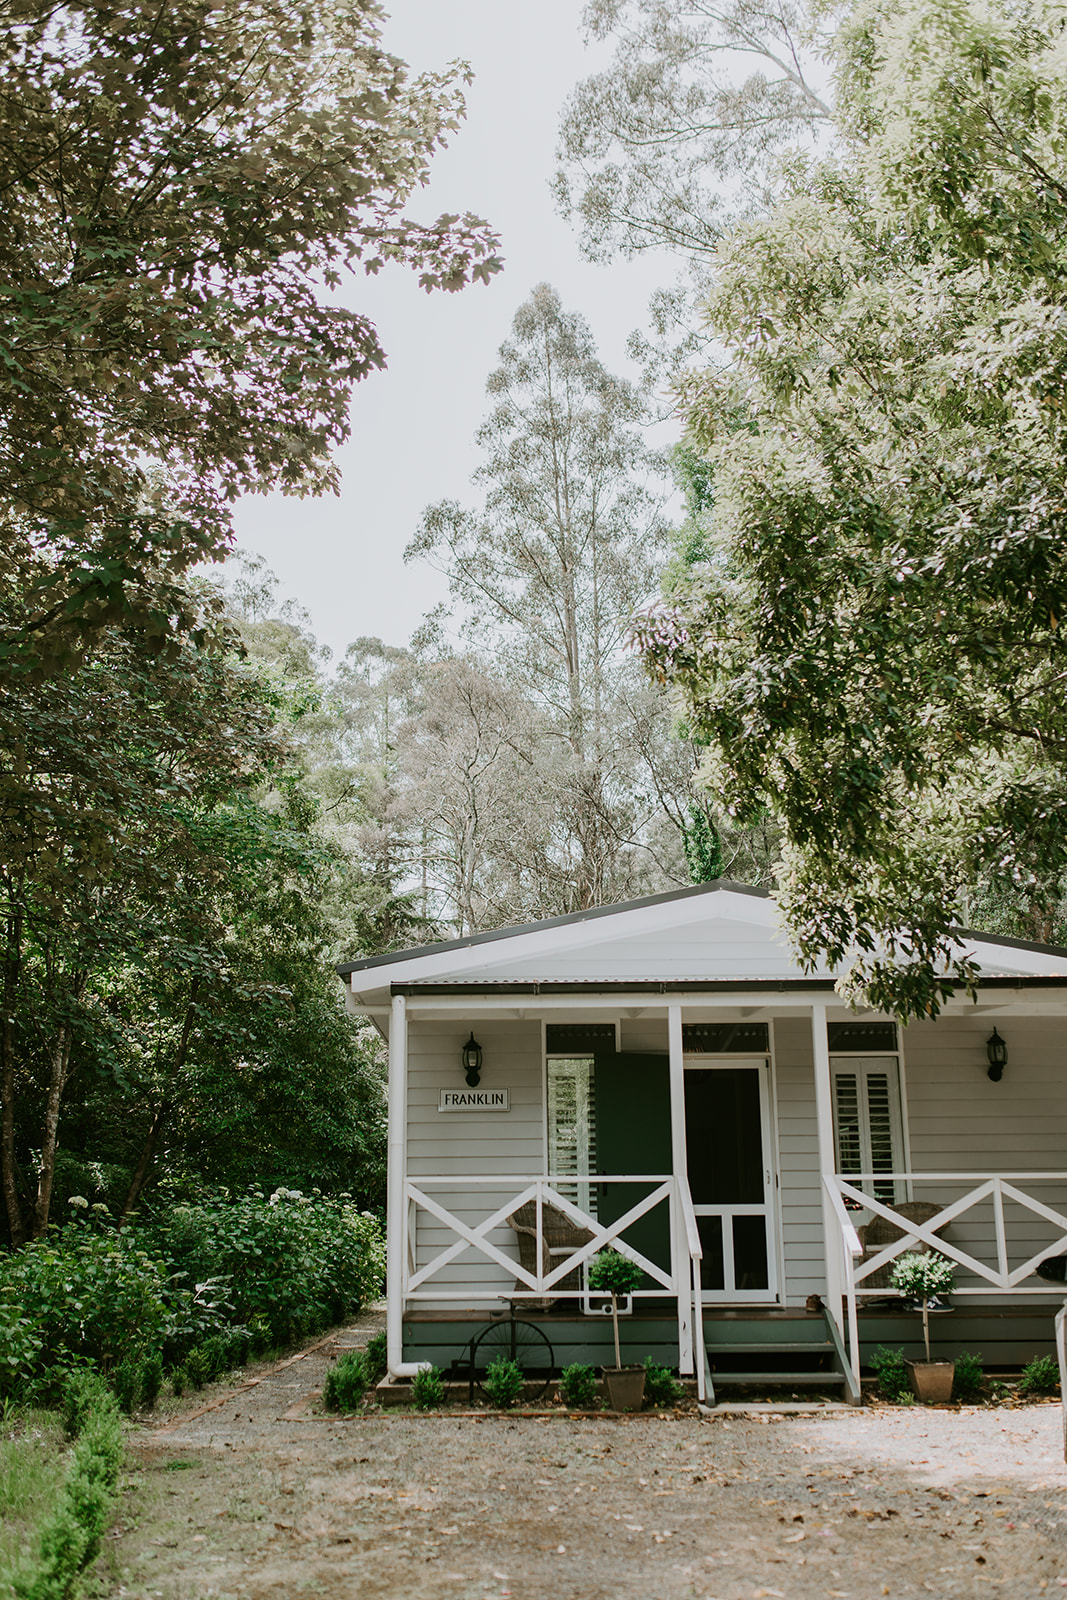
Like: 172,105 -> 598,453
547,1056 -> 597,1216
830,1055 -> 904,1206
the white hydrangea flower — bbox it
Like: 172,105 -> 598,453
68,1195 -> 89,1209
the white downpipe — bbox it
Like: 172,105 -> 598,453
386,994 -> 425,1378
668,1003 -> 693,1374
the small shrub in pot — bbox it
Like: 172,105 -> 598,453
889,1252 -> 956,1402
587,1249 -> 645,1411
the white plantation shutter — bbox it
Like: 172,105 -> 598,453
865,1072 -> 896,1201
833,1072 -> 864,1176
831,1057 -> 903,1204
547,1056 -> 597,1214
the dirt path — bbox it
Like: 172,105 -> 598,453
98,1314 -> 1067,1600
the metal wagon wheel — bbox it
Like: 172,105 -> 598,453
470,1317 -> 554,1403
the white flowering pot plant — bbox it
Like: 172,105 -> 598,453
586,1249 -> 646,1411
889,1251 -> 957,1402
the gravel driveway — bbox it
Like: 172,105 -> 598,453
100,1311 -> 1067,1600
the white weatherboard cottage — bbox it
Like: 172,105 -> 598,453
338,882 -> 1067,1402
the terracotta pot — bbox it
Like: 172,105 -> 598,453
603,1365 -> 646,1412
905,1359 -> 955,1403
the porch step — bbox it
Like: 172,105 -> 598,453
711,1370 -> 847,1388
709,1341 -> 836,1356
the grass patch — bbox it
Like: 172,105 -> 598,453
0,1409 -> 68,1595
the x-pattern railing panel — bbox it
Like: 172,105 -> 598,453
405,1176 -> 676,1295
835,1174 -> 1067,1292
407,1182 -> 541,1292
540,1182 -> 674,1291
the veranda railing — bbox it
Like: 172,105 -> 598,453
825,1171 -> 1067,1389
403,1173 -> 705,1395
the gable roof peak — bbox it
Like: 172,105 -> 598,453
336,878 -> 770,977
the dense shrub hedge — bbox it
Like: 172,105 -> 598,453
14,1371 -> 124,1600
149,1187 -> 384,1345
0,1189 -> 385,1405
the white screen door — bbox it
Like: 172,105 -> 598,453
684,1059 -> 778,1303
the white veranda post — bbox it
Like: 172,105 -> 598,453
386,994 -> 422,1378
811,1001 -> 843,1312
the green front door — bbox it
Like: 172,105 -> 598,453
593,1052 -> 672,1281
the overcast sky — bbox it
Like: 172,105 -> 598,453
229,0 -> 678,662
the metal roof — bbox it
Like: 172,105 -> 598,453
336,880 -> 769,976
336,873 -> 1067,981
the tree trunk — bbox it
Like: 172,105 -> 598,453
1,908 -> 25,1247
31,1018 -> 76,1238
120,981 -> 200,1219
120,1099 -> 169,1221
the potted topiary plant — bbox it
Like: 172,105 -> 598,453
587,1249 -> 645,1411
890,1251 -> 956,1402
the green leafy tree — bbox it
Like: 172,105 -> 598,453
587,1248 -> 642,1369
0,598 -> 281,1244
639,0 -> 1067,1019
0,0 -> 500,676
681,805 -> 723,884
554,0 -> 833,377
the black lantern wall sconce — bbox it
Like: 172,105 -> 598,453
462,1032 -> 483,1087
986,1027 -> 1007,1083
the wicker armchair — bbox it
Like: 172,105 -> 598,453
855,1200 -> 945,1290
507,1200 -> 596,1310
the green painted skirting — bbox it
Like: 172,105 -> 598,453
401,1306 -> 1061,1372
856,1308 -> 1057,1367
402,1315 -> 680,1371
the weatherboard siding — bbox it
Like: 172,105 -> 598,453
406,1018 -> 543,1307
398,1006 -> 1067,1314
772,1017 -> 826,1302
899,1014 -> 1067,1296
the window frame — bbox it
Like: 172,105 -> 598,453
542,1020 -> 618,1217
829,1047 -> 907,1208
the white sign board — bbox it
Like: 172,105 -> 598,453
438,1088 -> 509,1112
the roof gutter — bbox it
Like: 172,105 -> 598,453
389,975 -> 1067,997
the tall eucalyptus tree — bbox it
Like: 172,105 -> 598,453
407,284 -> 677,911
